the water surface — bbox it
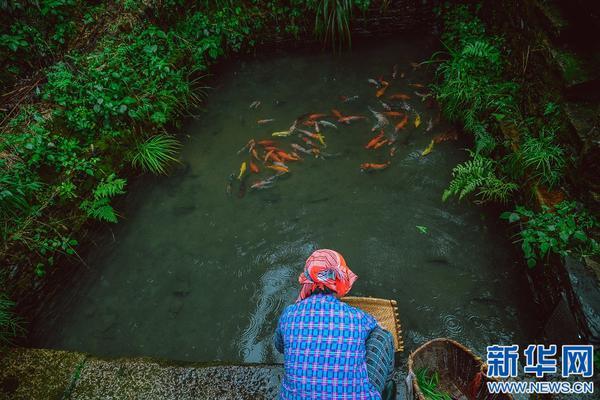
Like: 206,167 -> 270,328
33,35 -> 536,363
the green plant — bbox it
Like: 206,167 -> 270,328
415,368 -> 451,400
517,129 -> 565,188
309,0 -> 370,50
131,134 -> 180,174
0,290 -> 23,344
443,152 -> 518,203
80,174 -> 126,223
502,201 -> 599,267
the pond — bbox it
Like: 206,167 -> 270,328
31,34 -> 537,363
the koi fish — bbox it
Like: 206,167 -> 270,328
291,143 -> 313,155
267,164 -> 289,173
392,64 -> 398,79
373,139 -> 388,149
340,95 -> 359,103
257,140 -> 277,146
433,130 -> 458,144
365,131 -> 385,149
249,161 -> 259,173
250,175 -> 278,190
414,113 -> 421,128
297,129 -> 317,139
277,151 -> 300,162
400,101 -> 412,112
266,150 -> 283,163
360,161 -> 391,172
426,118 -> 433,132
338,115 -> 367,124
375,83 -> 389,98
225,173 -> 235,196
421,139 -> 435,156
301,136 -> 318,148
307,113 -> 327,120
237,139 -> 255,155
380,101 -> 392,111
238,176 -> 247,198
257,119 -> 275,125
251,148 -> 260,161
331,109 -> 343,119
389,146 -> 398,157
237,162 -> 247,180
368,107 -> 389,131
249,100 -> 261,109
272,130 -> 293,137
388,93 -> 411,101
409,83 -> 425,88
394,115 -> 409,132
382,111 -> 404,117
367,78 -> 381,88
314,121 -> 320,133
319,120 -> 337,129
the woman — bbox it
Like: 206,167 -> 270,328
274,249 -> 395,399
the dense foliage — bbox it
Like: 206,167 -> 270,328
433,5 -> 597,267
0,0 -> 382,343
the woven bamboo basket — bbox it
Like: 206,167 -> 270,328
407,338 -> 513,400
342,296 -> 403,352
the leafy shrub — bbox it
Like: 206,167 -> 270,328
443,152 -> 518,203
80,174 -> 127,223
0,291 -> 23,344
502,201 -> 599,267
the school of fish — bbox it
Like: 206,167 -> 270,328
228,62 -> 458,197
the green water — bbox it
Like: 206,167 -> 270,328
32,35 -> 536,363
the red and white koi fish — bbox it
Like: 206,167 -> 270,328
338,115 -> 367,124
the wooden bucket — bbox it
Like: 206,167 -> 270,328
407,338 -> 513,400
342,296 -> 403,352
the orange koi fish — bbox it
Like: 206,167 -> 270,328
394,115 -> 409,132
375,83 -> 389,98
267,164 -> 289,173
277,151 -> 300,162
249,161 -> 260,173
382,111 -> 404,118
360,161 -> 391,172
251,148 -> 261,161
308,113 -> 328,120
264,149 -> 282,163
365,131 -> 385,149
257,140 -> 276,146
373,139 -> 388,149
331,109 -> 343,119
388,93 -> 411,101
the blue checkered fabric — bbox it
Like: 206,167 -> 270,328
274,294 -> 381,399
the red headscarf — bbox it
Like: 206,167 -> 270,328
297,249 -> 358,302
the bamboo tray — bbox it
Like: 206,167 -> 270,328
342,296 -> 404,352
